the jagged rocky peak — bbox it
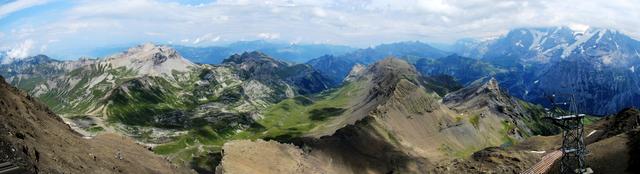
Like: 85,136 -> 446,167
483,77 -> 500,92
106,43 -> 194,75
368,57 -> 418,77
221,51 -> 289,80
16,55 -> 59,64
223,51 -> 286,67
446,77 -> 502,98
343,63 -> 365,82
355,57 -> 429,102
121,43 -> 182,64
443,77 -> 510,110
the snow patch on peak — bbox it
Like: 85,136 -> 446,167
528,30 -> 545,50
595,29 -> 608,43
562,29 -> 599,58
602,55 -> 614,65
515,40 -> 524,47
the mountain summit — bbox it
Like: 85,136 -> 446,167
105,43 -> 195,76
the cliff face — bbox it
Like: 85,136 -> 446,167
0,76 -> 191,174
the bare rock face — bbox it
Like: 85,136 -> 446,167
343,63 -> 365,82
0,75 -> 191,174
105,43 -> 195,76
443,77 -> 510,111
222,51 -> 332,95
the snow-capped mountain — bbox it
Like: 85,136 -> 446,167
456,27 -> 640,68
453,26 -> 640,115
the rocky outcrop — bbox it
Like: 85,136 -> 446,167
223,51 -> 332,95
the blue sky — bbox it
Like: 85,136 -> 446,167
1,0 -> 640,60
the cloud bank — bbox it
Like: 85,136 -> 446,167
1,0 -> 639,60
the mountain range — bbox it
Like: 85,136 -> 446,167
307,27 -> 640,115
1,26 -> 640,173
0,43 -> 339,172
216,57 -> 556,173
0,43 -> 555,173
455,27 -> 640,115
171,40 -> 355,64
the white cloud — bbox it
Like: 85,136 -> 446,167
416,0 -> 460,15
192,33 -> 221,44
257,33 -> 280,40
569,23 -> 590,33
40,44 -> 48,52
0,0 -> 49,19
2,0 -> 640,58
145,32 -> 164,36
312,7 -> 327,17
211,35 -> 221,42
3,40 -> 34,64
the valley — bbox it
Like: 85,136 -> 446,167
0,43 -> 562,173
1,26 -> 639,174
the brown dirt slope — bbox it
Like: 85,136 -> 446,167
580,108 -> 640,174
0,76 -> 192,174
216,139 -> 346,174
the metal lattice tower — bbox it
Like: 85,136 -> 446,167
545,94 -> 591,174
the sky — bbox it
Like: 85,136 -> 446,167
1,0 -> 639,60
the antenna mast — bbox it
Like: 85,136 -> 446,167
547,94 -> 591,174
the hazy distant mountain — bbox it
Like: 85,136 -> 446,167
454,27 -> 640,115
414,54 -> 505,85
306,55 -> 358,85
0,51 -> 7,64
340,41 -> 449,64
307,41 -> 450,84
173,40 -> 356,64
455,27 -> 640,67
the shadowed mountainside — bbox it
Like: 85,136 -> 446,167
0,75 -> 191,173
